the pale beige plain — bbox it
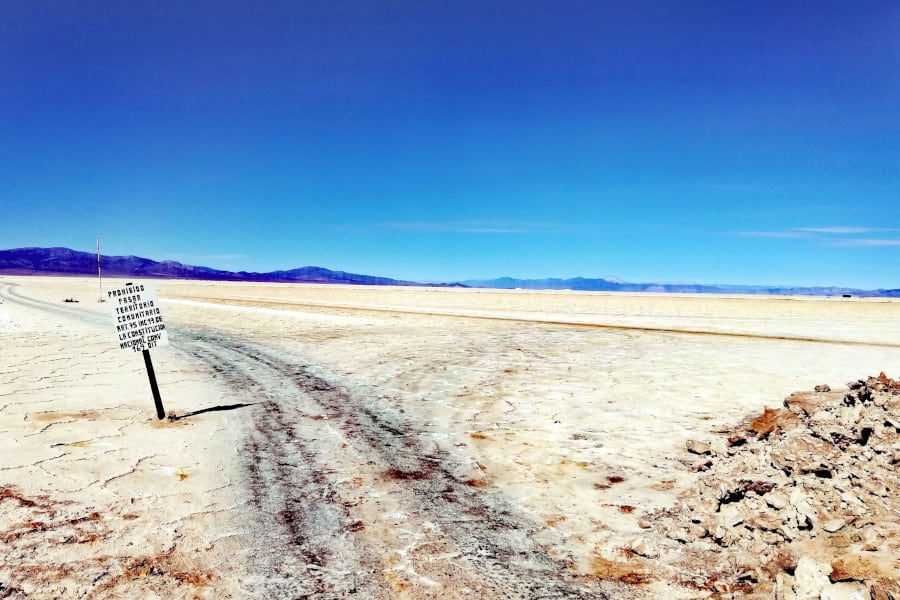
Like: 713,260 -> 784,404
2,276 -> 899,598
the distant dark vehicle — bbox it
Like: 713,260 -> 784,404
63,298 -> 79,303
842,294 -> 852,298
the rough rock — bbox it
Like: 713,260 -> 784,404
822,518 -> 847,534
686,439 -> 712,455
793,557 -> 831,599
639,373 -> 900,598
775,572 -> 797,600
820,582 -> 871,600
870,579 -> 900,600
624,537 -> 660,559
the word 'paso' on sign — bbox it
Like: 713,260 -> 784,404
108,282 -> 169,353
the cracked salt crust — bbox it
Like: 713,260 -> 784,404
4,276 -> 900,598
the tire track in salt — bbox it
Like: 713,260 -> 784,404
175,331 -> 383,599
175,328 -> 607,599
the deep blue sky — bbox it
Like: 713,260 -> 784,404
2,1 -> 898,287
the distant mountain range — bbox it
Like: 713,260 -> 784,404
463,276 -> 900,298
0,247 -> 431,286
1,247 -> 898,297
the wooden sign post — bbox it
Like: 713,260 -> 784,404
108,282 -> 170,419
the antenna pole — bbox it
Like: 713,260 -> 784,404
97,236 -> 103,302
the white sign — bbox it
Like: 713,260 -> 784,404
108,282 -> 169,353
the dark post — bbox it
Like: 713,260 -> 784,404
142,349 -> 166,420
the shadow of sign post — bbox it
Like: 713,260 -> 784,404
108,282 -> 169,419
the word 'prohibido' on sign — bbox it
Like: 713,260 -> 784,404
108,282 -> 169,352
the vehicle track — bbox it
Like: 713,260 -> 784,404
176,331 -> 380,598
0,283 -> 110,327
166,293 -> 900,349
174,328 -> 608,599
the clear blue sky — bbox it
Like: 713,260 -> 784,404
2,1 -> 898,287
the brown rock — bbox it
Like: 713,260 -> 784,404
870,579 -> 900,600
749,406 -> 801,438
831,554 -> 887,582
745,509 -> 782,533
785,393 -> 821,416
772,549 -> 799,573
742,479 -> 776,496
874,371 -> 900,391
816,384 -> 832,393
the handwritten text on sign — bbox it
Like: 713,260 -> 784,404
108,282 -> 169,352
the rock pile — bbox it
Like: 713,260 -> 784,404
641,373 -> 900,599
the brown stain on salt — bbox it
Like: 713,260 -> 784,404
31,410 -> 100,422
545,514 -> 567,527
594,474 -> 626,490
590,556 -> 654,585
0,487 -> 40,508
172,572 -> 214,586
650,479 -> 675,491
385,572 -> 412,592
383,556 -> 413,593
150,418 -> 189,429
68,512 -> 101,524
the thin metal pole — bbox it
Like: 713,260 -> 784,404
142,349 -> 166,420
97,236 -> 103,302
